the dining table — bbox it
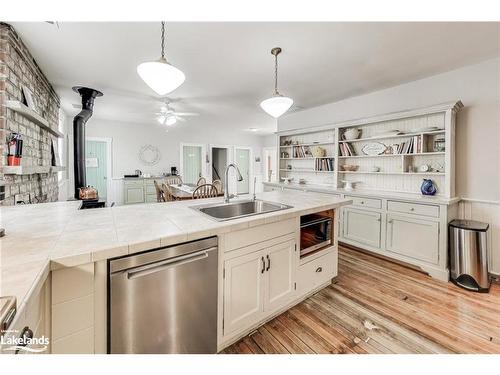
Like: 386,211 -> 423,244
168,183 -> 224,200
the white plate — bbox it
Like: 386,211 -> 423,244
362,142 -> 387,156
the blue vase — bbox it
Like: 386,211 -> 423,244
420,179 -> 437,195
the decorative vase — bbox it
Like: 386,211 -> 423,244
420,179 -> 437,195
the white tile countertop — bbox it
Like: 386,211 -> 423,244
263,182 -> 461,205
0,190 -> 351,321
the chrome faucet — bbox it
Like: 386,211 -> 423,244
224,163 -> 243,203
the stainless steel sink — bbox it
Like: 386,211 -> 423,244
192,199 -> 293,221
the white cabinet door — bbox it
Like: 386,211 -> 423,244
264,240 -> 295,313
125,186 -> 144,204
386,214 -> 439,264
343,207 -> 381,248
223,249 -> 266,335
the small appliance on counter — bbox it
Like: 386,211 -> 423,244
171,166 -> 178,176
78,186 -> 105,209
135,169 -> 142,177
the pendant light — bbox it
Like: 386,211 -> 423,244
137,22 -> 185,96
260,47 -> 293,118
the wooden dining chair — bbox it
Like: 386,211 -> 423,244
192,184 -> 218,199
212,179 -> 222,194
166,175 -> 183,186
196,177 -> 206,186
161,183 -> 176,202
153,180 -> 165,202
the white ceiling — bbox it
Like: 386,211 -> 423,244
10,22 -> 500,134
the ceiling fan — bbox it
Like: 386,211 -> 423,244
155,100 -> 199,126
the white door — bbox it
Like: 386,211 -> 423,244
264,240 -> 296,313
223,249 -> 266,335
234,147 -> 250,194
343,208 -> 381,248
387,214 -> 439,264
180,143 -> 206,184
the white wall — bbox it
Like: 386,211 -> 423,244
84,119 -> 267,203
279,57 -> 500,274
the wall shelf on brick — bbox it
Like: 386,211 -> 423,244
5,100 -> 64,138
3,165 -> 66,175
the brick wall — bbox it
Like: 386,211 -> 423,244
0,23 -> 60,205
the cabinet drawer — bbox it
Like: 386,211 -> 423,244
387,200 -> 439,218
297,251 -> 336,295
124,180 -> 143,186
345,195 -> 381,209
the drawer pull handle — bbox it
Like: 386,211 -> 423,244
409,207 -> 415,211
388,219 -> 393,224
316,267 -> 323,273
360,201 -> 364,204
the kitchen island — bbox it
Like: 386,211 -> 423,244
0,190 -> 351,354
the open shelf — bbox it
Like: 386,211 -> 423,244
280,142 -> 335,148
280,169 -> 335,174
338,130 -> 444,143
338,171 -> 445,175
338,152 -> 445,159
3,165 -> 66,175
5,100 -> 64,138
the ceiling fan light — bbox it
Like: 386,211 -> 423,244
137,58 -> 185,96
260,95 -> 293,118
165,115 -> 177,126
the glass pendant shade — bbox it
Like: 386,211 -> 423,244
137,58 -> 185,96
260,94 -> 293,118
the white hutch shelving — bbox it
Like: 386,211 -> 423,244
269,101 -> 463,281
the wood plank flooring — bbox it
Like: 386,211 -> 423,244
222,245 -> 500,354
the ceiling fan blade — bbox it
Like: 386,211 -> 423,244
174,112 -> 199,116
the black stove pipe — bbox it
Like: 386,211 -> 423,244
72,86 -> 103,199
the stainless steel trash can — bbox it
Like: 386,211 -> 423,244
449,219 -> 490,292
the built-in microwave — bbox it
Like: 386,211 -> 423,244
300,212 -> 333,258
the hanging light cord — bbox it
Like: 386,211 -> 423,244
161,21 -> 165,59
274,52 -> 279,95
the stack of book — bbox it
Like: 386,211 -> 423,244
339,143 -> 356,156
292,146 -> 311,158
315,158 -> 334,171
397,135 -> 421,154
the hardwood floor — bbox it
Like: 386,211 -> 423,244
222,245 -> 500,354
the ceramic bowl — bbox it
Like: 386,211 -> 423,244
341,164 -> 359,172
343,128 -> 361,140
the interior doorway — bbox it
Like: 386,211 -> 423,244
180,143 -> 206,184
234,147 -> 252,195
263,147 -> 277,183
85,137 -> 112,204
211,146 -> 230,189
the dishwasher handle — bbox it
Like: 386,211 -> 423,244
126,247 -> 216,280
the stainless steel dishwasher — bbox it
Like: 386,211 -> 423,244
108,236 -> 218,354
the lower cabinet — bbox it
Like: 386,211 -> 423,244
223,239 -> 295,336
342,207 -> 381,249
124,185 -> 145,204
386,214 -> 440,264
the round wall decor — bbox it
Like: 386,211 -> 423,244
138,144 -> 161,166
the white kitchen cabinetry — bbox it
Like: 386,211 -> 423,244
223,239 -> 296,336
342,207 -> 382,249
124,178 -> 165,204
264,240 -> 296,313
223,249 -> 267,335
386,214 -> 439,264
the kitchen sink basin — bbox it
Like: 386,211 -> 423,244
192,199 -> 293,221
